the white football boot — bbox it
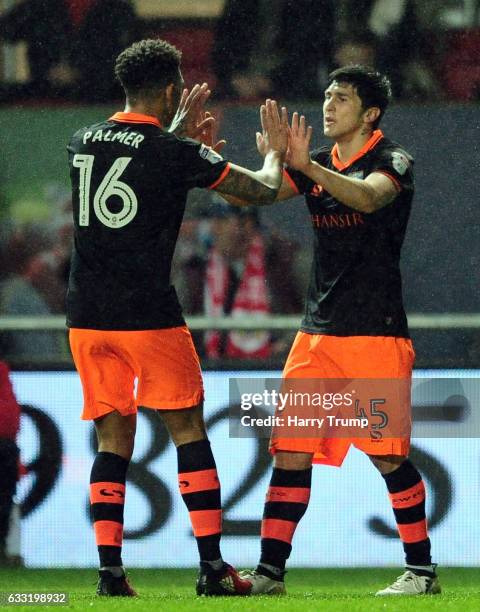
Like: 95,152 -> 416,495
239,569 -> 286,595
376,569 -> 441,596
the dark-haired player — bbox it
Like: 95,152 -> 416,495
66,38 -> 288,597
238,66 -> 440,596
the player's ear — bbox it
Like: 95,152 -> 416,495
165,83 -> 176,110
363,106 -> 381,128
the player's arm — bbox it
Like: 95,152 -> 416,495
214,155 -> 284,205
288,113 -> 398,213
302,163 -> 397,213
217,172 -> 298,206
214,101 -> 297,206
213,100 -> 289,205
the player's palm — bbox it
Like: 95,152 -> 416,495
198,111 -> 227,153
287,112 -> 312,171
169,83 -> 213,139
259,100 -> 288,157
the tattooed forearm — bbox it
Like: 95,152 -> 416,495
214,167 -> 279,205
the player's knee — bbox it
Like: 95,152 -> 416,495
95,412 -> 136,459
159,403 -> 207,447
368,453 -> 407,474
97,428 -> 135,458
274,451 -> 313,470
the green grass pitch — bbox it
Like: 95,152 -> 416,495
0,568 -> 478,611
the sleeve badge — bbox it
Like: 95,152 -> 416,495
199,144 -> 224,164
391,151 -> 410,175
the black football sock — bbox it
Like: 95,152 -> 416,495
382,459 -> 431,567
257,467 -> 312,575
177,439 -> 222,564
90,451 -> 129,568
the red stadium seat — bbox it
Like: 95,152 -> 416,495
159,27 -> 217,88
442,28 -> 480,100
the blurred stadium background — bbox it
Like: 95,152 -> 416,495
0,0 -> 480,580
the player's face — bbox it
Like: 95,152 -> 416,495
323,82 -> 366,140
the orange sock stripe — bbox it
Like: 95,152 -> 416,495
94,520 -> 123,546
189,509 -> 222,537
389,481 -> 425,509
397,519 -> 428,544
266,486 -> 311,504
261,518 -> 297,544
90,482 -> 126,505
178,468 -> 220,494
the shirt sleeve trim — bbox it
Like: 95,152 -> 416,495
283,168 -> 300,194
374,170 -> 402,192
208,163 -> 232,190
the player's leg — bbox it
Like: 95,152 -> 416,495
159,404 -> 251,596
242,450 -> 313,595
69,329 -> 138,596
91,411 -> 137,596
242,331 -> 344,595
134,327 -> 250,596
345,336 -> 438,594
369,453 -> 440,596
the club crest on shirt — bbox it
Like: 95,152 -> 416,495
199,144 -> 223,164
391,151 -> 409,175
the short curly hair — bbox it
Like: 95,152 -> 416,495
115,39 -> 182,95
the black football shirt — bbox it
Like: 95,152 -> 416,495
66,112 -> 230,330
285,130 -> 414,337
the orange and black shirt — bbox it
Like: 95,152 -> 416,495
66,112 -> 230,330
285,130 -> 414,337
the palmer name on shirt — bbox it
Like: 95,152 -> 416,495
83,129 -> 145,149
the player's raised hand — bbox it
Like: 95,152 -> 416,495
256,99 -> 288,158
168,83 -> 214,138
198,110 -> 227,153
287,112 -> 313,171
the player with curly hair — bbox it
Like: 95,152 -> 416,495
67,38 -> 288,597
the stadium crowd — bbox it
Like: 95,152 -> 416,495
0,189 -> 307,363
0,0 -> 479,103
0,0 -> 479,366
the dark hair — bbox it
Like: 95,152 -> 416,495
115,39 -> 182,95
327,65 -> 392,128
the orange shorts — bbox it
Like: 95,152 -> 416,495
270,332 -> 415,466
69,326 -> 204,420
